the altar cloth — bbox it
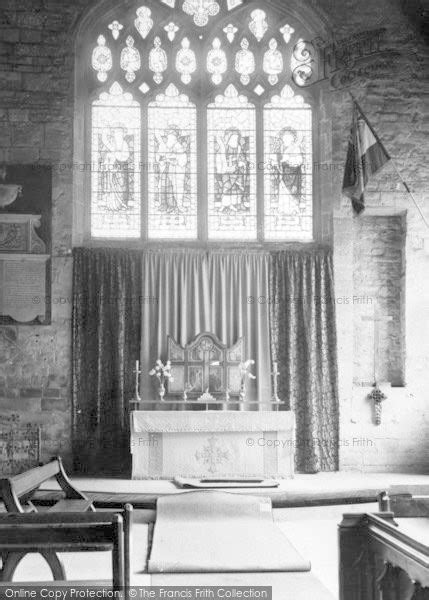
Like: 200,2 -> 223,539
148,491 -> 311,573
131,411 -> 295,479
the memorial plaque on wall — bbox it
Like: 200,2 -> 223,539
0,165 -> 51,325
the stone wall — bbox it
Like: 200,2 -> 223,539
329,0 -> 429,471
0,0 -> 428,473
0,0 -> 87,470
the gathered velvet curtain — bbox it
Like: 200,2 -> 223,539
270,246 -> 339,472
72,245 -> 339,474
140,250 -> 271,404
72,248 -> 141,474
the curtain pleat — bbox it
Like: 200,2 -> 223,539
141,250 -> 211,403
208,252 -> 271,403
270,246 -> 339,472
141,250 -> 271,405
72,248 -> 141,474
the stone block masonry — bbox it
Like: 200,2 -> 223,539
353,215 -> 406,387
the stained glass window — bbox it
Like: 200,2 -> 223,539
120,36 -> 140,82
280,24 -> 294,43
92,35 -> 112,82
149,37 -> 168,83
108,21 -> 123,40
263,38 -> 283,85
176,38 -> 197,84
249,9 -> 268,42
182,0 -> 220,26
148,84 -> 198,239
165,22 -> 179,41
134,6 -> 153,39
207,85 -> 257,240
87,3 -> 315,242
224,23 -> 238,43
91,83 -> 141,238
264,86 -> 312,241
207,38 -> 227,85
235,38 -> 255,85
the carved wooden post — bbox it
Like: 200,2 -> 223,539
339,514 -> 372,600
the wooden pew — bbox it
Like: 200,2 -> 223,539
0,458 -> 133,587
0,456 -> 94,513
0,512 -> 128,590
339,506 -> 429,600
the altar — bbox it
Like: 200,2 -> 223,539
130,411 -> 295,480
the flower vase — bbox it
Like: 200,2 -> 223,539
159,382 -> 166,401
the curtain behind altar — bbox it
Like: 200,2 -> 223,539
270,247 -> 339,473
72,248 -> 141,474
140,250 -> 271,404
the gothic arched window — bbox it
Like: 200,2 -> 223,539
84,0 -> 318,242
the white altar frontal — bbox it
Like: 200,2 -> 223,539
130,411 -> 295,480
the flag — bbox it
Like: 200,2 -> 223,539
342,100 -> 390,214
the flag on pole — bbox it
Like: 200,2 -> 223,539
342,99 -> 390,214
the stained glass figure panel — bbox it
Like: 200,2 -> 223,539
264,95 -> 313,240
148,84 -> 198,239
91,83 -> 141,238
207,86 -> 257,240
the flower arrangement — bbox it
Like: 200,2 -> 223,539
149,359 -> 174,401
239,359 -> 256,402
